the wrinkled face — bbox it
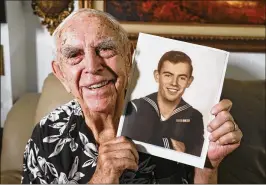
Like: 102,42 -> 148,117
154,61 -> 193,103
53,14 -> 130,114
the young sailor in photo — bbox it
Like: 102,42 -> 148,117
122,51 -> 204,157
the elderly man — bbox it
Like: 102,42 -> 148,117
21,9 -> 243,184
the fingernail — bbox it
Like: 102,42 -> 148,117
209,135 -> 213,141
216,140 -> 220,144
207,126 -> 212,132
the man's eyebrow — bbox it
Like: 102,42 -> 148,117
61,46 -> 82,56
96,38 -> 118,49
179,74 -> 189,77
162,71 -> 173,75
162,71 -> 189,77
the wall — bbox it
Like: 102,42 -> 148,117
22,1 -> 42,93
7,1 -> 27,101
1,23 -> 12,127
1,1 -> 27,127
22,1 -> 57,92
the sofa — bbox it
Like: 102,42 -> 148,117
0,73 -> 265,183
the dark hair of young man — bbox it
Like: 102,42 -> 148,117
157,51 -> 193,76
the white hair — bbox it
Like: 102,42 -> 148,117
51,8 -> 130,61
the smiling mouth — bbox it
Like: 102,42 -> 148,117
167,88 -> 179,93
87,80 -> 115,90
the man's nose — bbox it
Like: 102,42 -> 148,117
171,76 -> 179,86
84,51 -> 104,74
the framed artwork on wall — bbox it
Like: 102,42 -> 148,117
79,0 -> 265,52
32,0 -> 74,35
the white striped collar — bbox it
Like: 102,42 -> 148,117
162,137 -> 171,149
142,94 -> 191,121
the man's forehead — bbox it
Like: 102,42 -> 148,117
161,61 -> 190,71
57,15 -> 120,46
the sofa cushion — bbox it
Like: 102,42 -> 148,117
1,93 -> 40,172
0,170 -> 22,184
34,73 -> 73,124
218,79 -> 265,183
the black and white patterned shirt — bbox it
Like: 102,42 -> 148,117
21,99 -> 195,184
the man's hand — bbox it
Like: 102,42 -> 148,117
194,99 -> 243,184
89,136 -> 139,184
207,99 -> 243,168
170,138 -> 186,152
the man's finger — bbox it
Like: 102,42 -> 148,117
207,111 -> 234,132
101,136 -> 131,146
211,99 -> 232,115
209,121 -> 235,142
100,149 -> 137,163
100,142 -> 139,163
110,158 -> 138,172
215,129 -> 243,145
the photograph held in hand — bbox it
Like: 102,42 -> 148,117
117,33 -> 229,168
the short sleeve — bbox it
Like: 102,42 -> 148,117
21,125 -> 46,183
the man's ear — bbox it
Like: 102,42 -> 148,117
125,43 -> 134,86
129,42 -> 134,61
52,61 -> 71,93
153,70 -> 159,83
126,42 -> 134,69
187,76 -> 194,88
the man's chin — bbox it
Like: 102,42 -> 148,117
164,95 -> 180,103
84,98 -> 115,114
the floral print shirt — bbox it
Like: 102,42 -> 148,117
21,99 -> 194,184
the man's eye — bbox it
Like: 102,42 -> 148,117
101,48 -> 110,51
68,52 -> 80,58
65,52 -> 83,65
96,48 -> 116,58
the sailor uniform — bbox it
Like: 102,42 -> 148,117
121,92 -> 204,157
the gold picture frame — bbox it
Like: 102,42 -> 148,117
79,0 -> 265,52
32,0 -> 74,35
